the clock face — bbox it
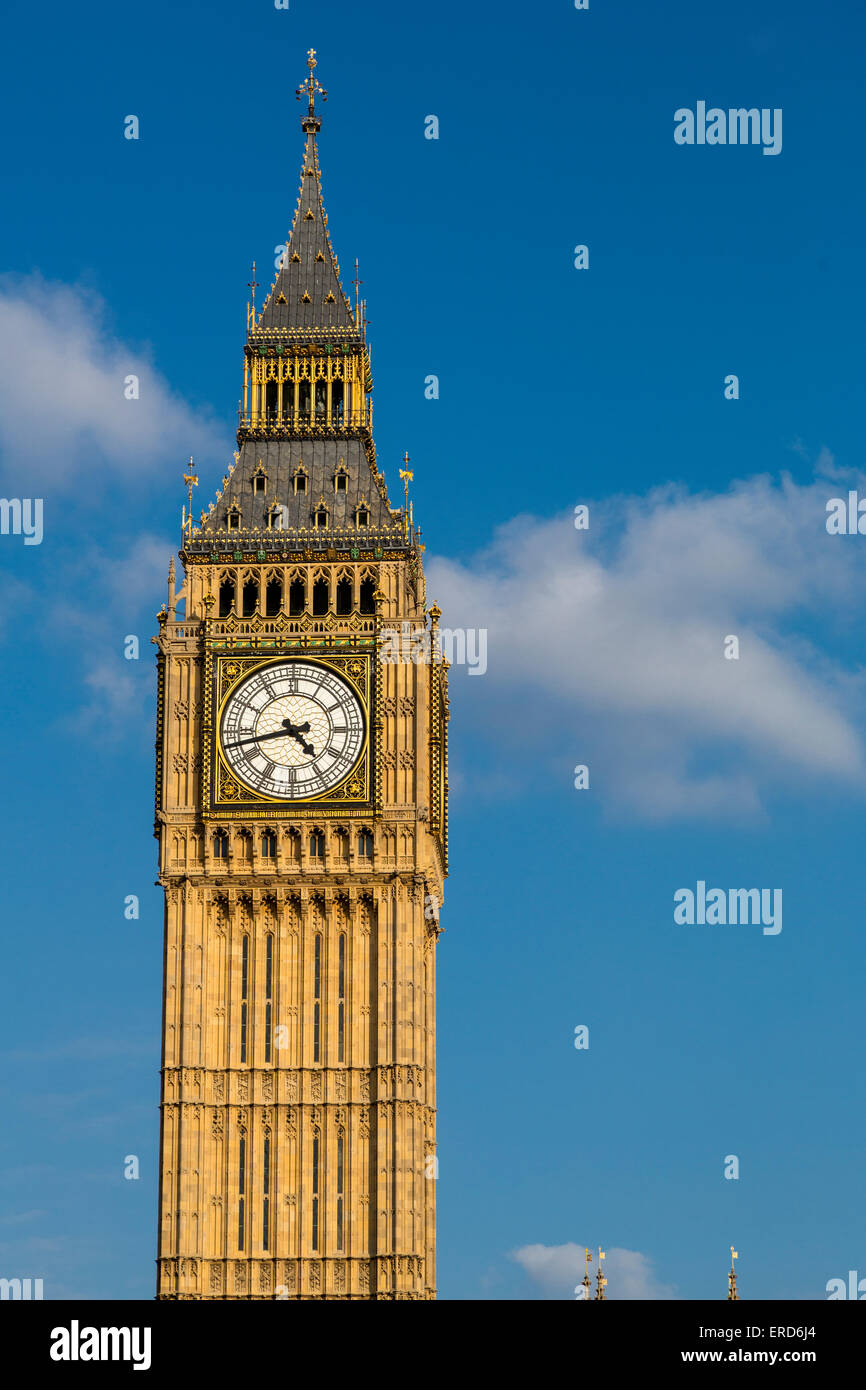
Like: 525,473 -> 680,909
219,660 -> 365,801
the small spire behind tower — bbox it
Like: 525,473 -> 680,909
580,1247 -> 592,1301
595,1248 -> 607,1300
399,453 -> 413,541
183,458 -> 199,540
728,1247 -> 739,1300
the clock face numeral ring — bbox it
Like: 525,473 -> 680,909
219,659 -> 365,801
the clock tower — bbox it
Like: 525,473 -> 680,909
153,52 -> 448,1300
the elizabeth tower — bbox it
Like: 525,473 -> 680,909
153,52 -> 448,1300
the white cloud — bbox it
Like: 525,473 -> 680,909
0,275 -> 228,486
512,1241 -> 676,1300
428,468 -> 866,820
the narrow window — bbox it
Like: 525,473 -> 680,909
336,578 -> 352,615
359,578 -> 375,613
313,932 -> 321,1064
310,829 -> 325,859
264,934 -> 273,1065
242,579 -> 259,617
338,932 -> 346,1064
214,829 -> 229,859
356,507 -> 369,528
335,472 -> 348,493
262,1136 -> 271,1251
238,1136 -> 246,1251
299,381 -> 311,418
261,830 -> 276,858
266,381 -> 278,416
332,381 -> 344,419
312,578 -> 329,615
336,1133 -> 344,1251
358,829 -> 373,859
228,508 -> 241,531
289,578 -> 306,615
218,579 -> 236,618
265,580 -> 282,616
240,935 -> 249,1064
314,508 -> 329,529
253,471 -> 267,494
311,1135 -> 319,1251
294,470 -> 307,495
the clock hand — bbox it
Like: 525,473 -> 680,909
224,719 -> 315,752
224,728 -> 297,749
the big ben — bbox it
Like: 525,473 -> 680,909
153,51 -> 448,1300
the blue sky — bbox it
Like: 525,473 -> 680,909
1,0 -> 865,1300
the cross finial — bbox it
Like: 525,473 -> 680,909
297,49 -> 327,128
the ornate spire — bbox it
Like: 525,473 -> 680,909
255,52 -> 355,336
727,1247 -> 739,1300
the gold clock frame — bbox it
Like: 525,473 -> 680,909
203,650 -> 371,818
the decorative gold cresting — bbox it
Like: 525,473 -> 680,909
297,48 -> 327,131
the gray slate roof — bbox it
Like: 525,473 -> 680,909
256,129 -> 356,336
202,438 -> 399,537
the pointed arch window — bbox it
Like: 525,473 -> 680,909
334,467 -> 349,494
227,506 -> 241,531
314,506 -> 329,530
213,829 -> 229,859
310,829 -> 325,859
336,575 -> 353,616
312,577 -> 329,614
338,932 -> 346,1065
355,505 -> 370,528
264,932 -> 274,1065
289,576 -> 306,615
219,577 -> 236,617
237,1136 -> 246,1251
265,576 -> 282,614
311,1134 -> 320,1250
358,828 -> 373,859
242,578 -> 259,617
261,830 -> 276,858
313,931 -> 322,1065
262,1135 -> 271,1250
240,934 -> 249,1064
359,577 -> 376,614
336,1132 -> 345,1249
293,467 -> 308,495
